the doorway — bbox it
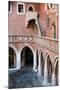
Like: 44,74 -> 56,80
21,46 -> 33,68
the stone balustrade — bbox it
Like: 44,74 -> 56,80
9,35 -> 58,53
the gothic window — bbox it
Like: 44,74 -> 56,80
28,6 -> 33,11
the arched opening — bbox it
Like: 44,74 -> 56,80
47,55 -> 52,83
28,6 -> 33,11
21,46 -> 33,68
55,61 -> 58,85
9,47 -> 16,68
27,19 -> 37,29
41,52 -> 44,76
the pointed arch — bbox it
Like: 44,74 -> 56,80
19,45 -> 34,69
9,44 -> 18,56
20,46 -> 33,68
27,4 -> 35,11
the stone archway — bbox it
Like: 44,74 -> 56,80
21,46 -> 33,68
9,47 -> 16,68
47,55 -> 52,83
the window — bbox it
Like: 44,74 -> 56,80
8,1 -> 10,12
8,1 -> 12,13
18,4 -> 23,12
27,5 -> 35,11
28,6 -> 33,11
17,3 -> 25,14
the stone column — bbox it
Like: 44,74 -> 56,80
52,68 -> 56,85
43,57 -> 48,84
16,52 -> 21,69
33,50 -> 37,72
37,51 -> 41,77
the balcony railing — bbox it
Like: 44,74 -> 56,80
9,35 -> 58,53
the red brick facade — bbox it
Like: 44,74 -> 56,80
9,1 -> 59,86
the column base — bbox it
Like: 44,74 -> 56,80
52,74 -> 56,86
43,71 -> 48,86
42,81 -> 51,86
33,67 -> 37,72
37,66 -> 41,77
37,72 -> 41,77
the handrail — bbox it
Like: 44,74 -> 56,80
9,35 -> 58,53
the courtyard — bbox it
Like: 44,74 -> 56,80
9,67 -> 56,89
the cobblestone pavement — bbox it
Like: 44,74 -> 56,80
9,67 -> 53,89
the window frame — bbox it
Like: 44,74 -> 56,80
17,2 -> 25,15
